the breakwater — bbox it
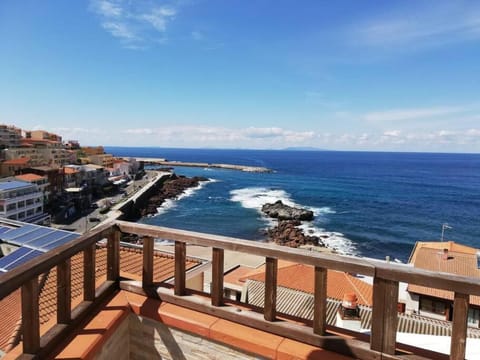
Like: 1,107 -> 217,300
131,157 -> 272,173
106,171 -> 173,222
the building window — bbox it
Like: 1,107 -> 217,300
468,308 -> 480,328
419,297 -> 446,315
36,207 -> 42,213
7,203 -> 16,211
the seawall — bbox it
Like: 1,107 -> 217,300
130,157 -> 272,173
103,171 -> 173,224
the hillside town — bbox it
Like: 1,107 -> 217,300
0,123 -> 141,227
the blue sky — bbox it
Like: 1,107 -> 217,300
1,0 -> 480,152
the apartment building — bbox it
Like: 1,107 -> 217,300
15,173 -> 51,205
0,158 -> 32,177
89,153 -> 114,168
0,125 -> 22,148
0,180 -> 48,224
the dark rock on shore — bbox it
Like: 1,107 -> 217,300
142,174 -> 209,216
267,220 -> 324,248
261,200 -> 314,221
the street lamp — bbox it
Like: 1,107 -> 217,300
441,223 -> 452,242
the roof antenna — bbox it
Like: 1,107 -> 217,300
441,223 -> 452,242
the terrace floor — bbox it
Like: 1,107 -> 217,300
5,289 -> 354,360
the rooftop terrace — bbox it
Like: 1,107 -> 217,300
0,220 -> 478,359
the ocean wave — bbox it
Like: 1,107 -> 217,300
230,187 -> 296,210
297,223 -> 356,256
154,178 -> 213,216
230,186 -> 355,256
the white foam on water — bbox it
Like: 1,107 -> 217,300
230,187 -> 296,210
230,186 -> 356,256
297,223 -> 357,256
154,178 -> 213,216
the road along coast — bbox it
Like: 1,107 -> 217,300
130,157 -> 272,173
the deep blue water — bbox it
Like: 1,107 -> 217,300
106,147 -> 480,262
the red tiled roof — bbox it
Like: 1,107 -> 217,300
409,241 -> 478,263
239,261 -> 373,306
0,290 -> 21,352
63,167 -> 79,175
407,246 -> 480,306
2,158 -> 30,165
15,173 -> 46,182
0,245 -> 202,353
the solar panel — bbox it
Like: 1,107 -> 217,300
0,224 -> 39,241
27,231 -> 66,249
0,247 -> 43,272
43,233 -> 79,250
4,249 -> 43,271
0,226 -> 13,235
8,227 -> 56,246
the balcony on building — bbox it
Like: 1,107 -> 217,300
0,219 -> 478,360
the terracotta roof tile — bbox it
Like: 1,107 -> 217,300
2,158 -> 30,165
224,265 -> 255,286
407,246 -> 480,306
63,167 -> 79,175
240,262 -> 373,306
15,173 -> 46,182
0,245 -> 202,353
0,289 -> 21,352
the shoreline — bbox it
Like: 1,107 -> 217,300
129,157 -> 272,173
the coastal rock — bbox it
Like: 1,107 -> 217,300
267,220 -> 324,248
261,200 -> 314,221
141,175 -> 208,216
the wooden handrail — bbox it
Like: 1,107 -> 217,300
115,220 -> 480,295
0,222 -> 114,301
0,219 -> 476,360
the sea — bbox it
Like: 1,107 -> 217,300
105,147 -> 480,263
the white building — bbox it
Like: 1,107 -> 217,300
0,180 -> 49,224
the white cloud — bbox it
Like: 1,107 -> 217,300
352,3 -> 480,51
140,7 -> 176,32
120,125 -> 316,147
94,0 -> 122,17
102,21 -> 137,40
90,1 -> 179,48
363,106 -> 468,122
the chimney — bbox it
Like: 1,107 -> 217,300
442,248 -> 449,260
336,293 -> 361,331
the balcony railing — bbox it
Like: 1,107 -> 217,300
0,220 -> 478,360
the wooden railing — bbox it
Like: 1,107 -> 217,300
0,220 -> 479,360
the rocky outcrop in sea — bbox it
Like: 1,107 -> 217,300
261,200 -> 324,248
267,220 -> 324,248
142,174 -> 209,216
261,200 -> 314,221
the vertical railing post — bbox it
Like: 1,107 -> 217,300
371,277 -> 399,355
264,257 -> 278,321
107,229 -> 120,281
211,248 -> 224,306
313,266 -> 327,335
57,259 -> 71,324
450,292 -> 469,360
21,277 -> 40,354
83,243 -> 96,301
143,236 -> 154,288
174,241 -> 186,296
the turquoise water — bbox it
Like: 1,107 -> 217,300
106,147 -> 480,262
